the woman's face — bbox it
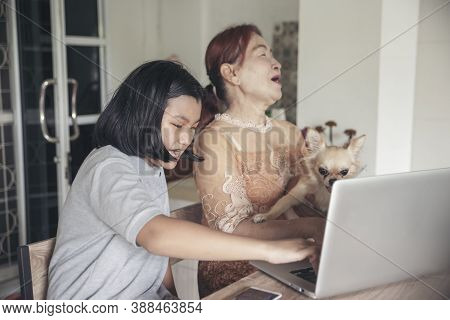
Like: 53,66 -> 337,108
234,33 -> 282,106
159,95 -> 201,170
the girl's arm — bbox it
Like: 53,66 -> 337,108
137,215 -> 319,265
232,216 -> 325,243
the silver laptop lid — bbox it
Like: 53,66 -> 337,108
315,168 -> 450,298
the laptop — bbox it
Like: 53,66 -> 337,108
251,168 -> 450,299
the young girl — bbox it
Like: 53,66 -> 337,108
47,61 -> 318,300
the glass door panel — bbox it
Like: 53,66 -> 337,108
0,119 -> 19,268
16,0 -> 58,242
11,0 -> 105,245
1,0 -> 20,275
64,0 -> 99,37
65,0 -> 104,183
66,45 -> 101,115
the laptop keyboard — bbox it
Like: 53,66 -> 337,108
290,267 -> 317,284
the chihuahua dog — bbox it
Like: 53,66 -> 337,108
253,128 -> 366,223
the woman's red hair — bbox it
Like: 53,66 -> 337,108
199,24 -> 261,130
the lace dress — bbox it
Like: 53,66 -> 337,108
193,113 -> 304,297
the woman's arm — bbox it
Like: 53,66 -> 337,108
137,215 -> 319,265
193,125 -> 325,244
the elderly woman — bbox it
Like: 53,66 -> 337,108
194,24 -> 325,297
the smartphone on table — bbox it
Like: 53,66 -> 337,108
233,287 -> 282,300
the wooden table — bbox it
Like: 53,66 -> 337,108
204,270 -> 450,300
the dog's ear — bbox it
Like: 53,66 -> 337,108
347,135 -> 366,159
302,128 -> 326,155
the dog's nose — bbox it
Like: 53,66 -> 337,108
329,179 -> 337,186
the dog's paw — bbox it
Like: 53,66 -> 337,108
252,214 -> 267,224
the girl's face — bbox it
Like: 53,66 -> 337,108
159,95 -> 201,170
234,34 -> 282,105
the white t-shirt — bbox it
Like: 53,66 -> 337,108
48,145 -> 171,299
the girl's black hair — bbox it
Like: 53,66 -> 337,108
93,60 -> 204,163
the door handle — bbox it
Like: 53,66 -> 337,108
68,78 -> 80,141
39,79 -> 58,143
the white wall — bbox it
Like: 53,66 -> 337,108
157,0 -> 206,81
106,0 -> 299,87
411,0 -> 450,171
376,0 -> 420,175
297,0 -> 450,176
105,0 -> 160,92
159,0 -> 299,85
297,0 -> 382,176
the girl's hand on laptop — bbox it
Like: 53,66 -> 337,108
307,241 -> 321,273
310,217 -> 326,245
265,238 -> 321,265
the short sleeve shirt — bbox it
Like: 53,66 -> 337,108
48,145 -> 171,299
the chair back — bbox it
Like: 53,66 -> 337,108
18,238 -> 56,300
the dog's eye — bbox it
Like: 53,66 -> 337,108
318,167 -> 329,176
340,169 -> 349,176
